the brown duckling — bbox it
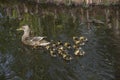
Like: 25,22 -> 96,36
74,48 -> 85,56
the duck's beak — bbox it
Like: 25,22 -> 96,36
16,27 -> 23,31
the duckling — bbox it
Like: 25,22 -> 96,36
75,40 -> 85,46
73,36 -> 83,45
79,36 -> 88,42
58,46 -> 64,51
62,53 -> 73,61
64,42 -> 71,49
45,45 -> 50,50
58,49 -> 63,55
52,43 -> 58,48
45,42 -> 58,50
73,36 -> 79,42
73,44 -> 79,49
58,47 -> 68,56
49,48 -> 57,57
73,37 -> 86,46
74,48 -> 85,56
57,41 -> 63,45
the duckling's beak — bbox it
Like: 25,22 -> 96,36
16,27 -> 23,31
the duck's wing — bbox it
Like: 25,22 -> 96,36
28,36 -> 46,42
39,39 -> 50,46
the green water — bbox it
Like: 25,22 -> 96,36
0,2 -> 120,80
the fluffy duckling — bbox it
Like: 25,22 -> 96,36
58,49 -> 63,55
73,36 -> 86,46
45,45 -> 50,50
58,46 -> 64,51
49,48 -> 57,57
73,36 -> 81,44
73,44 -> 80,49
45,42 -> 58,50
74,48 -> 85,56
79,36 -> 88,42
57,41 -> 63,45
58,46 -> 68,56
73,36 -> 79,42
64,42 -> 71,49
52,43 -> 58,48
62,53 -> 73,61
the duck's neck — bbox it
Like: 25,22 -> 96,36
22,29 -> 30,41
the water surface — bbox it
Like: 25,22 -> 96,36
0,2 -> 120,80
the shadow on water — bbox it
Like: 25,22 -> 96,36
0,2 -> 120,80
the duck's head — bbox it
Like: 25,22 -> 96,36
17,25 -> 30,32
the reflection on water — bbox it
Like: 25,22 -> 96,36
0,2 -> 120,80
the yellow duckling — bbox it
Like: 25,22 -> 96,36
73,36 -> 81,44
46,42 -> 58,50
58,46 -> 64,51
73,36 -> 79,41
74,48 -> 85,56
64,42 -> 71,49
58,49 -> 63,55
52,43 -> 58,47
57,41 -> 63,45
62,53 -> 73,61
73,36 -> 86,46
73,44 -> 79,49
58,47 -> 67,56
79,36 -> 88,42
49,48 -> 57,57
45,45 -> 50,50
